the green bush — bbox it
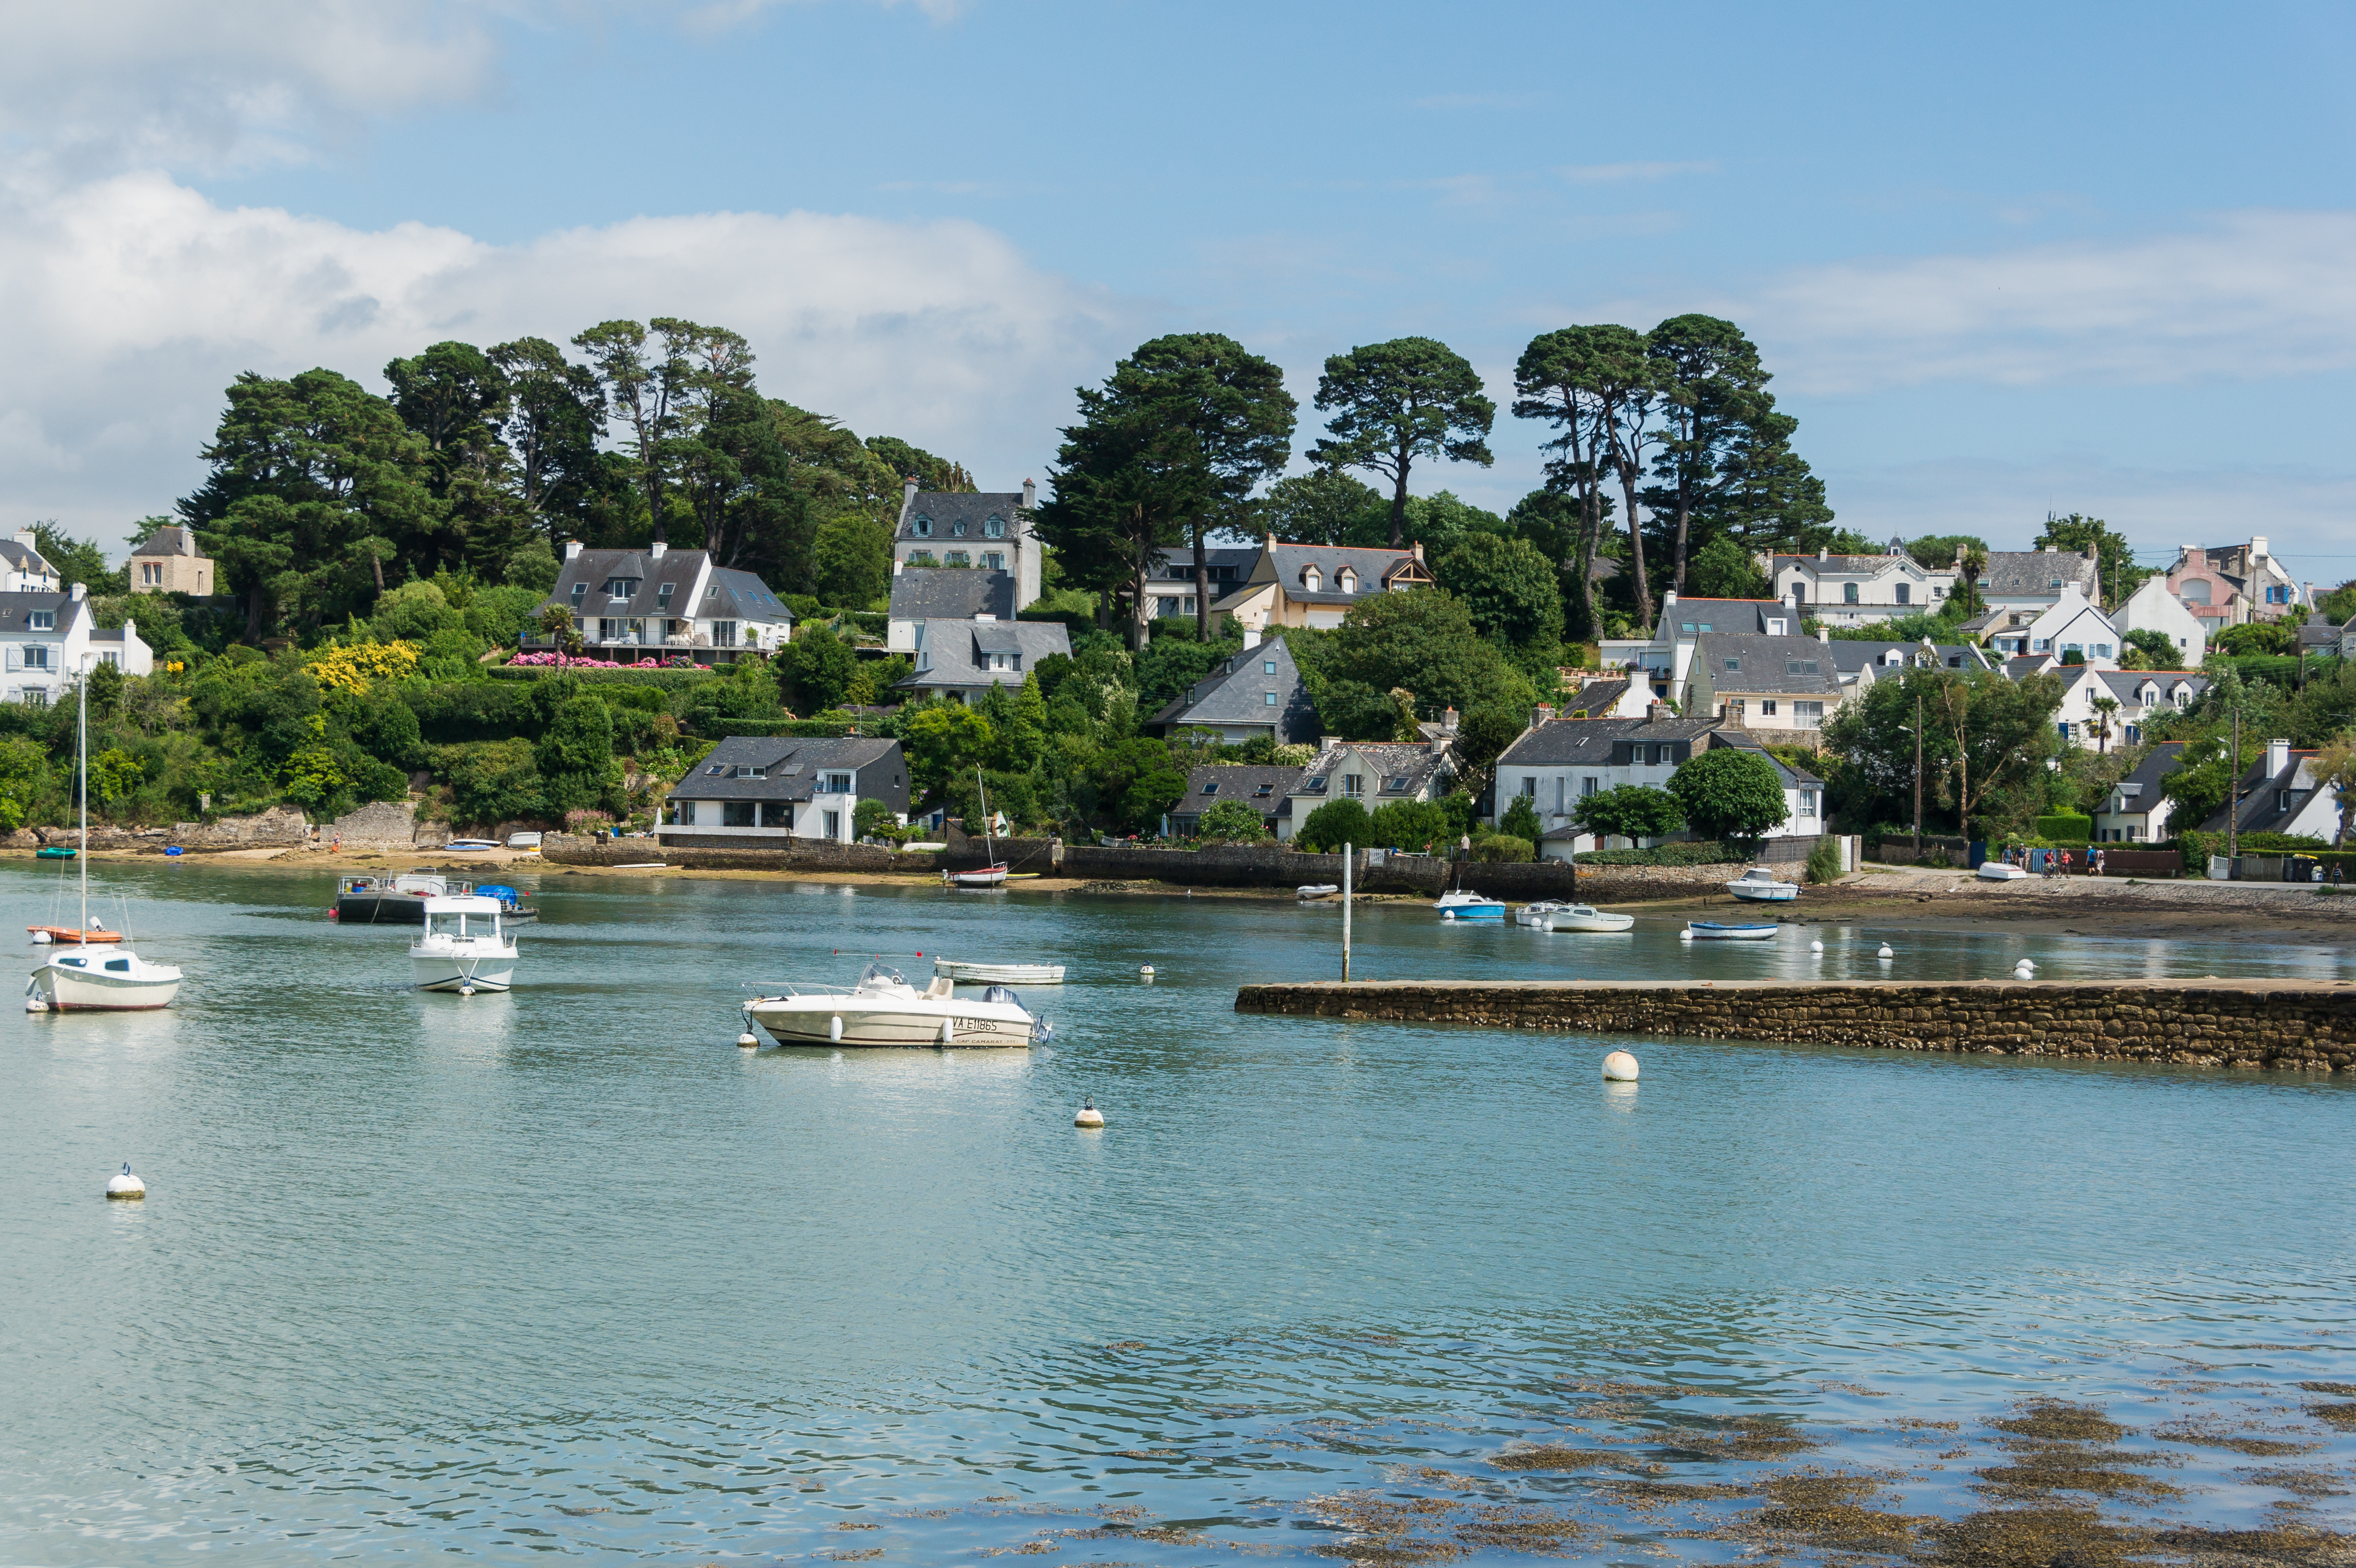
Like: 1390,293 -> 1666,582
1472,833 -> 1533,863
1195,799 -> 1270,841
1576,841 -> 1746,866
1805,837 -> 1843,884
1368,797 -> 1451,852
1294,797 -> 1374,852
1498,794 -> 1543,841
2035,811 -> 2093,843
698,718 -> 856,738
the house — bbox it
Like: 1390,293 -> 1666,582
2199,738 -> 2341,841
1599,592 -> 1804,708
2166,537 -> 2304,628
2116,574 -> 2208,666
2093,743 -> 2187,844
1148,630 -> 1319,745
887,566 -> 1017,654
529,542 -> 791,662
658,736 -> 909,846
1278,736 -> 1455,841
1214,538 -> 1437,631
1763,540 -> 1956,627
2054,668 -> 2208,751
893,478 -> 1042,610
2294,610 -> 2342,658
1490,712 -> 1823,857
1555,675 -> 1640,719
1828,638 -> 1993,695
1,584 -> 153,704
895,618 -> 1070,705
1973,545 -> 2102,613
128,524 -> 213,596
1960,584 -> 2120,662
1170,763 -> 1304,837
1683,632 -> 1845,741
0,529 -> 60,594
2343,615 -> 2356,662
1144,544 -> 1263,623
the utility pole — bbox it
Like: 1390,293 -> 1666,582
2227,705 -> 2242,866
1913,686 -> 1923,856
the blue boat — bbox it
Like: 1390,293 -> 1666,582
1435,890 -> 1508,921
474,884 -> 540,924
1687,920 -> 1778,941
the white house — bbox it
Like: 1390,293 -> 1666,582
532,542 -> 791,662
659,736 -> 909,846
1967,584 -> 2121,662
1489,713 -> 1823,858
0,530 -> 61,594
1279,736 -> 1455,841
1599,593 -> 1803,710
2200,738 -> 2342,842
1,585 -> 151,705
2093,743 -> 2186,844
2116,574 -> 2209,666
893,479 -> 1043,610
1764,540 -> 1956,628
2054,667 -> 2208,751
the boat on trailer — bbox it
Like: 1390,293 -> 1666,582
744,962 -> 1051,1047
1687,920 -> 1779,941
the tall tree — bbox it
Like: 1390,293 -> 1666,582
383,340 -> 520,578
1256,468 -> 1384,546
180,369 -> 442,639
1308,336 -> 1495,548
1641,315 -> 1775,594
572,320 -> 688,545
1513,327 -> 1647,637
1034,381 -> 1208,649
488,337 -> 608,540
1109,334 -> 1296,637
2034,512 -> 2148,606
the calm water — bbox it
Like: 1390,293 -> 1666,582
3,863 -> 2353,1565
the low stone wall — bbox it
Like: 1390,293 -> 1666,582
1234,978 -> 2356,1071
542,832 -> 904,871
328,800 -> 422,849
169,807 -> 311,851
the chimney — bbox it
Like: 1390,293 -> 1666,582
1023,478 -> 1036,508
2084,544 -> 2098,562
1662,589 -> 1677,611
12,528 -> 31,548
1321,735 -> 1340,751
1818,546 -> 1828,560
1412,540 -> 1424,562
1646,701 -> 1666,722
1443,705 -> 1458,734
2043,543 -> 2056,553
123,618 -> 135,645
892,558 -> 904,576
973,612 -> 995,622
1266,531 -> 1278,553
650,540 -> 666,559
2267,737 -> 2291,777
1817,624 -> 1829,644
1242,627 -> 1261,650
1531,704 -> 1555,731
563,540 -> 583,560
903,475 -> 921,509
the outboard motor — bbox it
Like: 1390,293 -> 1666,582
982,985 -> 1023,1007
982,984 -> 1052,1043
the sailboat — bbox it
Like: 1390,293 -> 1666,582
946,767 -> 1009,888
27,660 -> 182,1011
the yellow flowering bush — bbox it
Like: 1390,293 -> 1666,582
307,641 -> 420,695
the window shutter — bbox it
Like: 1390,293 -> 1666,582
4,645 -> 16,672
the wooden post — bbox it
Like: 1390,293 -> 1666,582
1913,687 -> 1923,856
1342,842 -> 1352,982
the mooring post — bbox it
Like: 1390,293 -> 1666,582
1342,841 -> 1352,982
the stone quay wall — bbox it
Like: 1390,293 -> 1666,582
1234,978 -> 2356,1072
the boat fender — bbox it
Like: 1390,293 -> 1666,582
1074,1099 -> 1105,1129
31,930 -> 51,945
939,1015 -> 955,1046
830,1014 -> 843,1043
1601,1051 -> 1640,1082
106,1163 -> 145,1200
2013,961 -> 2035,979
1877,944 -> 1895,959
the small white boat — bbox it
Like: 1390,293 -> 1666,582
443,838 -> 500,852
1434,889 -> 1508,921
1978,860 -> 2029,881
408,895 -> 518,993
1297,884 -> 1341,901
947,864 -> 1010,887
934,958 -> 1066,985
1726,867 -> 1801,903
1687,920 -> 1779,940
745,962 -> 1050,1047
1515,901 -> 1565,926
1544,904 -> 1635,933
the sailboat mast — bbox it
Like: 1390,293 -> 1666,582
976,766 -> 994,861
77,657 -> 88,934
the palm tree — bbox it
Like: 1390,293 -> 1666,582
2090,696 -> 2119,755
1959,544 -> 1988,619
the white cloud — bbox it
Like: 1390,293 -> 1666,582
1738,211 -> 2356,395
0,168 -> 1132,534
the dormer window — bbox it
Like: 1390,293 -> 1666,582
1302,566 -> 1322,592
603,577 -> 639,601
984,516 -> 1006,539
913,517 -> 933,537
657,583 -> 674,609
950,520 -> 968,538
1337,570 -> 1357,593
28,611 -> 53,632
571,582 -> 588,605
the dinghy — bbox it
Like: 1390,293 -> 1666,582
1687,920 -> 1779,940
945,769 -> 1011,887
1297,883 -> 1340,901
1725,867 -> 1801,903
1544,904 -> 1635,933
934,958 -> 1066,985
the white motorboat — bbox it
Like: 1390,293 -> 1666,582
1515,901 -> 1565,926
1297,883 -> 1341,901
1687,920 -> 1779,940
1978,860 -> 2029,881
1726,867 -> 1801,903
1434,889 -> 1508,922
745,962 -> 1051,1048
1544,904 -> 1635,933
934,958 -> 1066,985
408,895 -> 518,993
26,662 -> 180,1012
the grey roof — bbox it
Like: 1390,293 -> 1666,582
665,736 -> 908,818
2112,742 -> 2187,801
0,591 -> 88,636
1825,640 -> 1982,674
1976,548 -> 2099,599
1292,739 -> 1453,799
889,567 -> 1017,622
130,524 -> 204,559
2201,749 -> 2322,835
1496,715 -> 1723,768
2090,670 -> 2208,705
1709,729 -> 1825,788
1150,545 -> 1261,586
1648,598 -> 1791,638
541,547 -> 788,624
707,568 -> 793,624
1149,637 -> 1320,744
1268,543 -> 1430,600
88,627 -> 125,642
2298,613 -> 2341,651
896,619 -> 1070,693
1770,552 -> 1924,572
1556,676 -> 1630,717
1171,765 -> 1304,821
898,493 -> 1028,543
1692,633 -> 1842,695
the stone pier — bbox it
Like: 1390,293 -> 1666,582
1232,978 -> 2356,1071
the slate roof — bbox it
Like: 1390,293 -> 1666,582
2201,749 -> 2322,835
1712,728 -> 1826,788
1292,739 -> 1453,799
1692,633 -> 1842,694
897,493 -> 1029,543
708,567 -> 792,624
130,524 -> 204,559
1172,765 -> 1304,821
542,547 -> 791,626
2090,670 -> 2208,707
1647,598 -> 1793,638
1770,553 -> 1926,573
0,538 -> 53,578
2298,612 -> 2342,652
1267,543 -> 1429,601
1148,637 -> 1320,743
666,736 -> 909,818
2106,742 -> 2187,811
896,619 -> 1070,693
1556,676 -> 1631,717
889,567 -> 1017,622
0,591 -> 89,637
1825,640 -> 1983,674
1495,716 -> 1723,768
1149,545 -> 1261,586
1976,548 -> 2099,599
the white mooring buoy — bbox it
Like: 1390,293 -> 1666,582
106,1163 -> 145,1200
1074,1099 -> 1105,1128
1679,928 -> 1694,942
1601,1050 -> 1640,1082
1138,965 -> 1155,978
1810,939 -> 1823,952
1877,944 -> 1895,959
2013,960 -> 2035,979
31,929 -> 52,945
737,1030 -> 759,1048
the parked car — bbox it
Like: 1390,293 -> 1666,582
505,831 -> 544,849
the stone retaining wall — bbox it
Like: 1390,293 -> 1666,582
168,807 -> 311,851
1234,978 -> 2356,1071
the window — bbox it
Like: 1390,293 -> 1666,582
985,516 -> 1006,539
1337,570 -> 1357,592
824,773 -> 852,794
2032,639 -> 2050,653
951,520 -> 968,537
732,766 -> 765,778
99,652 -> 117,667
914,517 -> 932,537
1387,776 -> 1411,792
1263,691 -> 1277,705
824,810 -> 840,838
723,801 -> 757,827
603,577 -> 639,601
1799,789 -> 1818,817
946,551 -> 971,567
1201,781 -> 1219,795
1519,777 -> 1537,798
1761,699 -> 1778,717
28,612 -> 53,632
1724,658 -> 1740,672
705,764 -> 725,775
1253,783 -> 1273,797
2279,790 -> 2293,811
140,562 -> 161,585
1264,660 -> 1276,674
106,958 -> 130,972
1303,566 -> 1322,592
657,582 -> 674,609
982,553 -> 1005,571
1581,777 -> 1598,796
905,551 -> 936,567
1305,775 -> 1327,791
1766,619 -> 1786,635
24,689 -> 44,708
22,645 -> 47,671
1895,583 -> 1910,605
1794,700 -> 1824,728
1843,582 -> 1859,603
1342,772 -> 1364,797
571,582 -> 588,606
2093,643 -> 2112,659
1785,659 -> 1818,675
713,621 -> 738,648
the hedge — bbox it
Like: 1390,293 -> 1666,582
1577,841 -> 1747,866
699,718 -> 856,738
489,664 -> 716,689
2035,811 -> 2093,843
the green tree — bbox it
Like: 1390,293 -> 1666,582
780,623 -> 857,714
1431,533 -> 1563,662
1084,735 -> 1187,831
1196,798 -> 1269,840
1639,315 -> 1783,593
1572,782 -> 1686,844
1934,668 -> 2067,834
572,319 -> 689,545
1667,747 -> 1788,847
1514,326 -> 1652,636
866,436 -> 975,495
487,337 -> 610,540
2034,513 -> 2150,606
1907,534 -> 1987,574
1449,703 -> 1529,799
505,537 -> 560,592
1498,793 -> 1543,841
0,737 -> 46,831
812,514 -> 893,607
853,797 -> 899,838
1367,797 -> 1450,851
384,339 -> 522,578
902,703 -> 996,797
1294,797 -> 1373,851
85,659 -> 125,720
32,524 -> 127,595
2213,621 -> 2296,656
181,368 -> 444,639
1684,535 -> 1769,600
1472,833 -> 1533,863
1308,337 -> 1495,547
1329,589 -> 1536,720
2160,734 -> 2239,827
1257,468 -> 1384,546
535,694 -> 615,813
1034,368 -> 1209,649
2123,628 -> 2181,668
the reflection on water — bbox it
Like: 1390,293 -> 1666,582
1,862 -> 2352,1564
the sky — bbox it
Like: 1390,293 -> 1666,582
4,0 -> 2354,579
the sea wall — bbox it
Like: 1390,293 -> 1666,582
1233,978 -> 2356,1071
168,807 -> 311,851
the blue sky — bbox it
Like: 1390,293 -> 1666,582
6,0 -> 2355,576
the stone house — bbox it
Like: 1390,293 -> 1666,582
892,479 -> 1042,610
128,523 -> 214,595
1682,632 -> 1845,741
